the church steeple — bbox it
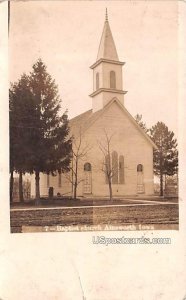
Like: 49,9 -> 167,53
97,9 -> 119,61
90,10 -> 127,113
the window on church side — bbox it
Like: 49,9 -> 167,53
105,152 -> 125,185
110,71 -> 116,89
96,72 -> 99,90
119,155 -> 124,184
84,162 -> 92,172
112,151 -> 118,184
137,164 -> 143,172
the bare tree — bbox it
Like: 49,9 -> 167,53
98,130 -> 116,201
65,128 -> 91,200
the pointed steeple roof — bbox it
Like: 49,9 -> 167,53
97,9 -> 119,61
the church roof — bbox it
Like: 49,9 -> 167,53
70,108 -> 102,136
69,99 -> 157,149
96,12 -> 119,61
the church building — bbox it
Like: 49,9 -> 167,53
31,11 -> 156,198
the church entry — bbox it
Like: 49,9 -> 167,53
83,163 -> 92,194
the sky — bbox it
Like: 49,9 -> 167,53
9,0 -> 178,136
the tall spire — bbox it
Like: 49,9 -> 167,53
97,10 -> 119,61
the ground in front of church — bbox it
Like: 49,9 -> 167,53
10,197 -> 179,233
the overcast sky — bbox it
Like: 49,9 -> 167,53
9,1 -> 178,136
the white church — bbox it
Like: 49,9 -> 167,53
31,12 -> 156,199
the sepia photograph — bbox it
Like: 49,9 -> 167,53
1,1 -> 186,300
9,1 -> 178,233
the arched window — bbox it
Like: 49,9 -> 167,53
112,151 -> 118,184
137,164 -> 143,172
84,162 -> 91,172
110,71 -> 116,89
119,155 -> 124,184
96,72 -> 99,90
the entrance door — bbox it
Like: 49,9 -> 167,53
137,164 -> 145,194
84,163 -> 92,194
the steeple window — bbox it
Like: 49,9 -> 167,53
110,71 -> 116,89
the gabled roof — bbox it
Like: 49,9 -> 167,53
69,98 -> 157,149
70,108 -> 102,136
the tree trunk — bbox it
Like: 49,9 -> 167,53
73,161 -> 78,200
108,180 -> 113,201
19,171 -> 24,203
159,150 -> 164,196
164,174 -> 167,194
160,172 -> 163,196
74,181 -> 77,200
35,171 -> 40,205
10,170 -> 14,204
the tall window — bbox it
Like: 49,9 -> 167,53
110,71 -> 116,89
58,170 -> 62,188
119,155 -> 124,184
96,72 -> 99,90
105,152 -> 125,185
112,151 -> 118,184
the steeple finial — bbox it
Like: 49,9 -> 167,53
105,8 -> 108,22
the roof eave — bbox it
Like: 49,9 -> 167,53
89,88 -> 127,97
90,58 -> 125,69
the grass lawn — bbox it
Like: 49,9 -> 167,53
10,201 -> 179,233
